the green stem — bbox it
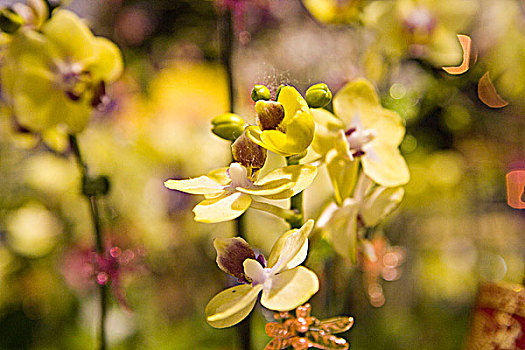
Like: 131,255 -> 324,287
69,134 -> 108,350
250,201 -> 300,222
286,157 -> 305,229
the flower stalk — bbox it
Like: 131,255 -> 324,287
286,157 -> 305,229
218,5 -> 252,350
69,134 -> 108,350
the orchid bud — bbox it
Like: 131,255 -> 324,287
211,113 -> 245,141
255,100 -> 285,131
251,84 -> 271,102
231,130 -> 267,172
305,83 -> 332,108
0,8 -> 24,34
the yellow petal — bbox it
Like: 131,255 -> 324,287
361,142 -> 410,187
41,126 -> 69,153
426,26 -> 463,67
205,284 -> 262,328
164,176 -> 224,195
193,192 -> 252,223
277,86 -> 310,125
260,266 -> 319,311
236,179 -> 294,196
12,72 -> 58,131
260,110 -> 315,156
255,165 -> 317,200
311,108 -> 345,131
311,108 -> 345,158
323,199 -> 359,263
53,93 -> 92,133
90,37 -> 123,82
362,107 -> 405,147
42,10 -> 95,62
326,151 -> 359,205
267,220 -> 314,272
333,79 -> 380,126
361,187 -> 405,227
207,167 -> 231,185
13,71 -> 92,133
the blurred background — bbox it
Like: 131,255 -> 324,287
0,0 -> 524,349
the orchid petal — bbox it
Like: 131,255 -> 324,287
277,86 -> 310,124
206,167 -> 231,185
90,37 -> 123,82
267,220 -> 314,273
243,258 -> 267,285
193,192 -> 252,223
205,284 -> 262,328
361,187 -> 405,227
334,80 -> 405,147
261,266 -> 319,311
41,10 -> 95,62
164,176 -> 224,195
13,72 -> 91,133
322,199 -> 359,263
259,110 -> 315,156
255,165 -> 317,200
361,143 -> 410,187
333,79 -> 380,126
214,237 -> 256,280
326,150 -> 359,206
236,179 -> 294,196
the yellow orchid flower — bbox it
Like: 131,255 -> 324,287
312,79 -> 409,204
363,0 -> 477,66
205,220 -> 319,328
1,9 -> 123,134
164,162 -> 317,223
246,85 -> 315,157
316,174 -> 404,262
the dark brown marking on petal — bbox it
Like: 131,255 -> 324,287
215,237 -> 256,281
232,131 -> 267,172
257,101 -> 285,131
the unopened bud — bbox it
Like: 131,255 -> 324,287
0,8 -> 24,34
305,83 -> 332,108
255,100 -> 285,131
232,131 -> 267,171
211,113 -> 245,141
251,84 -> 271,102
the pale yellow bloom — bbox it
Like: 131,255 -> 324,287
206,220 -> 319,328
164,162 -> 317,223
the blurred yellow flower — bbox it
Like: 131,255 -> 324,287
1,10 -> 123,133
205,220 -> 318,328
164,162 -> 317,223
363,0 -> 477,66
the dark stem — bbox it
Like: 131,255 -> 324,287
219,5 -> 235,113
69,134 -> 108,350
219,6 -> 252,350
